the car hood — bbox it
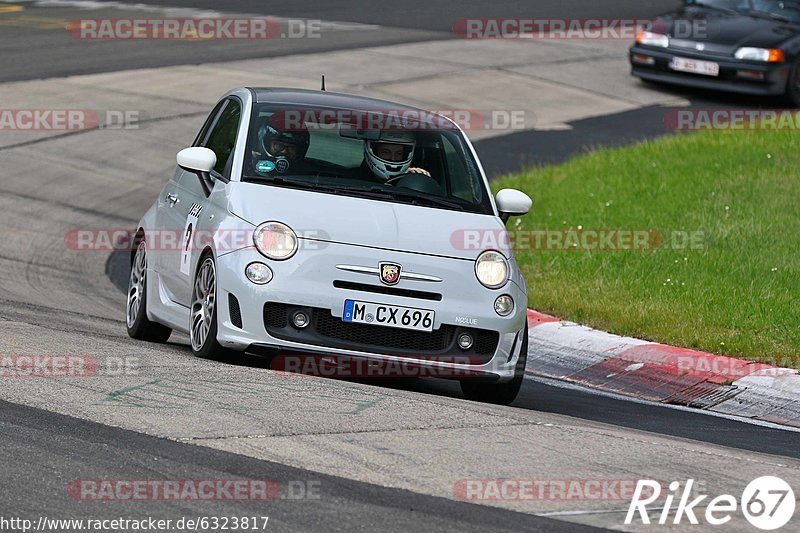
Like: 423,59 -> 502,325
656,7 -> 797,51
227,182 -> 507,261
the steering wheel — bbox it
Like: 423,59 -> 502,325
385,172 -> 414,185
385,171 -> 432,185
384,171 -> 445,196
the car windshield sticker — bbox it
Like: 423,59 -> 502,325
180,203 -> 203,276
256,160 -> 275,174
275,157 -> 290,173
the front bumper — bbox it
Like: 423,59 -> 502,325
629,45 -> 791,96
213,243 -> 528,382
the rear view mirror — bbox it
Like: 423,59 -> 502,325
495,189 -> 532,223
177,147 -> 216,196
339,125 -> 382,141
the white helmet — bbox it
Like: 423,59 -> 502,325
364,131 -> 416,180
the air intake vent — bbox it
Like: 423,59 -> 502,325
264,301 -> 288,328
333,280 -> 442,301
228,293 -> 243,329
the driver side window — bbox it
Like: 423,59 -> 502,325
198,99 -> 242,178
193,101 -> 225,148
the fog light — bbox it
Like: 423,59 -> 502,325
736,70 -> 764,80
245,262 -> 272,285
494,295 -> 514,317
632,54 -> 655,65
458,333 -> 474,350
292,311 -> 310,329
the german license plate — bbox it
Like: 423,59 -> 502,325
343,300 -> 434,332
670,56 -> 720,77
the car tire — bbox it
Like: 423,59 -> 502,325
126,240 -> 172,343
460,327 -> 528,406
784,60 -> 800,108
190,253 -> 238,361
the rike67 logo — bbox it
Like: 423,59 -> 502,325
626,477 -> 795,530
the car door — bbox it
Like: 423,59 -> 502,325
153,100 -> 223,278
153,99 -> 225,301
162,97 -> 242,307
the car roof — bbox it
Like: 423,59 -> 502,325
247,87 -> 459,130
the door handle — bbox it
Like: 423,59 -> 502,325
166,193 -> 179,207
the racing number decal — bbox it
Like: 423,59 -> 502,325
180,203 -> 203,276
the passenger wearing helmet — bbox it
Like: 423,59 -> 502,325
363,131 -> 431,181
251,115 -> 310,176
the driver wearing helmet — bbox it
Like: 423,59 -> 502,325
251,114 -> 310,176
363,130 -> 431,181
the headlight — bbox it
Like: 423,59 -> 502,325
734,47 -> 784,63
253,221 -> 298,260
635,30 -> 669,48
475,250 -> 509,289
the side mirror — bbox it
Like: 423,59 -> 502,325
495,189 -> 532,223
177,147 -> 217,196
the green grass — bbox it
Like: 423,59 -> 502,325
492,129 -> 800,368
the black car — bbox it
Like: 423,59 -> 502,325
630,0 -> 800,105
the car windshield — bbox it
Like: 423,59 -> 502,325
692,0 -> 800,22
242,104 -> 494,215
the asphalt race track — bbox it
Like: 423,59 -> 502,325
91,0 -> 681,32
1,1 -> 799,531
0,0 -> 680,82
1,400 -> 596,532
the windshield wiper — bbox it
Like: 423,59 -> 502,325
307,183 -> 466,210
383,189 -> 466,210
244,175 -> 339,191
692,2 -> 742,14
245,176 -> 467,210
747,10 -> 794,22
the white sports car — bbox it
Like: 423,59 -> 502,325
126,87 -> 532,404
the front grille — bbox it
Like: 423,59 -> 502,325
667,41 -> 731,58
264,302 -> 288,328
263,302 -> 499,362
333,280 -> 442,301
315,310 -> 452,351
228,293 -> 242,329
